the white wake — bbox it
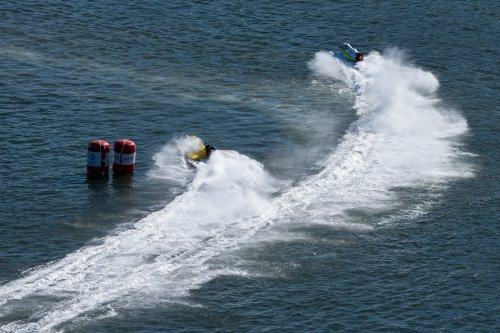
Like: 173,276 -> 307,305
0,49 -> 474,332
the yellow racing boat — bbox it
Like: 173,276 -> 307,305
185,142 -> 216,167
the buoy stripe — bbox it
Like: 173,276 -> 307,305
88,151 -> 104,167
87,140 -> 110,170
114,152 -> 136,165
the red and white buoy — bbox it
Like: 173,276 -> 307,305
87,140 -> 111,177
113,139 -> 136,174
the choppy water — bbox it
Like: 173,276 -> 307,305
0,1 -> 498,332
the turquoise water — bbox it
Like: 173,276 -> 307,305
0,1 -> 498,332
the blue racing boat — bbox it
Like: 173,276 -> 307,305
329,43 -> 364,66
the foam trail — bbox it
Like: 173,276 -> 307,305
0,150 -> 278,332
307,51 -> 356,87
280,48 -> 474,225
147,135 -> 203,183
0,49 -> 474,332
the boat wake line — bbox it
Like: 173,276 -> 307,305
288,48 -> 475,225
0,48 -> 474,332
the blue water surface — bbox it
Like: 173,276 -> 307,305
0,1 -> 498,332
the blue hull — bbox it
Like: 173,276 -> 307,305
329,51 -> 355,67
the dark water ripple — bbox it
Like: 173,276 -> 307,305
1,0 -> 499,331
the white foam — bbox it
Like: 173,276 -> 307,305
307,51 -> 355,87
147,135 -> 202,184
280,48 -> 474,224
0,48 -> 474,332
0,149 -> 278,332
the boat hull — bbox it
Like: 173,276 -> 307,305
329,51 -> 355,67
